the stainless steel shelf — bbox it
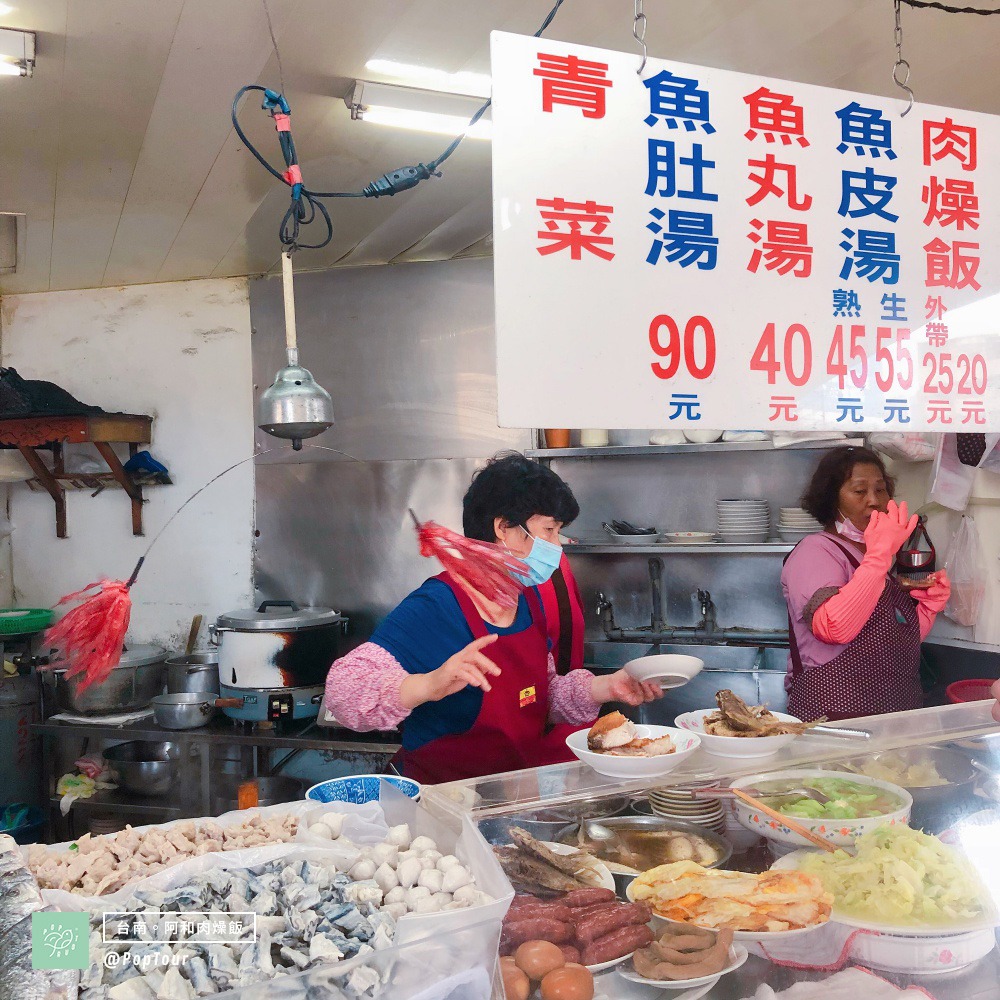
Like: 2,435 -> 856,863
565,542 -> 794,554
526,437 -> 865,459
49,792 -> 181,817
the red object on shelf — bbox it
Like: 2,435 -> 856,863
945,679 -> 996,704
409,511 -> 528,610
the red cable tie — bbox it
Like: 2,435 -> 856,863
273,112 -> 292,133
284,164 -> 303,186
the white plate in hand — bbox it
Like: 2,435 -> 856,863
617,944 -> 749,989
624,654 -> 704,688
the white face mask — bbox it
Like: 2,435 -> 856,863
835,511 -> 867,543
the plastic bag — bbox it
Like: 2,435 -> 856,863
928,435 -> 976,511
870,432 -> 936,462
943,516 -> 988,626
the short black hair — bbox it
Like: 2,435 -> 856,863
462,452 -> 580,542
801,446 -> 895,525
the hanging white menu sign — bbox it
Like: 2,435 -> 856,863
491,31 -> 1000,431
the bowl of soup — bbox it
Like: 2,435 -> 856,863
730,769 -> 912,849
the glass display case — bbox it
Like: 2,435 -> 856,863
423,701 -> 1000,999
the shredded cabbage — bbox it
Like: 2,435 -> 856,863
798,826 -> 994,926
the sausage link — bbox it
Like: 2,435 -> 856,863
503,918 -> 572,946
568,901 -> 624,925
561,887 -> 616,908
558,944 -> 582,964
581,924 -> 654,966
505,903 -> 573,923
576,902 -> 652,945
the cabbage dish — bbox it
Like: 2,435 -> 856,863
757,776 -> 904,820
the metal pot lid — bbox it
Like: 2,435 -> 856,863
51,643 -> 166,673
216,602 -> 343,631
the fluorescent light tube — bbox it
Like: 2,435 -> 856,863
346,80 -> 491,141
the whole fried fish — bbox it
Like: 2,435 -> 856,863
493,847 -> 589,894
706,690 -> 824,737
507,827 -> 597,878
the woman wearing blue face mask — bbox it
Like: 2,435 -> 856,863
323,453 -> 663,782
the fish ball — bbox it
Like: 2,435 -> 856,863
396,858 -> 423,889
320,813 -> 345,839
386,824 -> 411,850
410,836 -> 437,853
436,854 -> 462,872
349,859 -> 376,881
307,823 -> 333,840
416,869 -> 443,893
441,866 -> 473,893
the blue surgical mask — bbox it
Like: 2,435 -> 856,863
509,527 -> 563,586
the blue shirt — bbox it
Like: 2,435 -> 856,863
370,577 -> 542,752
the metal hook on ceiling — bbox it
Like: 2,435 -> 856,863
633,0 -> 648,76
893,0 -> 915,117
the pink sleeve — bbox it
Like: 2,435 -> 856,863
811,559 -> 887,644
322,642 -> 410,731
547,654 -> 600,726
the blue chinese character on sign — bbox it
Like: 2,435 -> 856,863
835,102 -> 897,159
643,71 -> 716,133
668,394 -> 702,421
836,398 -> 864,423
838,168 -> 899,222
884,399 -> 911,423
880,293 -> 908,321
839,229 -> 900,284
647,209 -> 718,270
832,289 -> 861,317
645,141 -> 717,201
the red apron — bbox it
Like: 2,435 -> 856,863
537,552 -> 586,675
786,533 -> 923,722
396,573 -> 582,783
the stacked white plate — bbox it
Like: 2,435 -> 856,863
778,506 -> 822,543
647,781 -> 726,834
716,499 -> 770,543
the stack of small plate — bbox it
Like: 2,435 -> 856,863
647,781 -> 726,834
778,507 -> 822,543
716,499 -> 770,543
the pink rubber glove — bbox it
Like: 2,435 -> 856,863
863,499 -> 918,572
910,568 -> 951,614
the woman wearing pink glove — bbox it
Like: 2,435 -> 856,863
780,446 -> 951,721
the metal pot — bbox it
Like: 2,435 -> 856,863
210,775 -> 305,815
477,796 -> 630,846
51,645 -> 166,715
166,653 -> 219,695
210,602 -> 346,722
836,747 -> 979,811
103,740 -> 179,797
152,693 -> 217,730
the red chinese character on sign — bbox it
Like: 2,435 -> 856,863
924,295 -> 948,320
924,238 -> 981,290
923,118 -> 978,171
927,400 -> 953,425
922,177 -> 979,230
768,396 -> 798,422
926,322 -> 949,348
746,155 -> 812,210
962,401 -> 986,425
743,88 -> 809,146
534,53 -> 612,119
747,219 -> 812,277
536,198 -> 614,260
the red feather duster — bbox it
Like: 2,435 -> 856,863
410,511 -> 528,609
42,559 -> 143,692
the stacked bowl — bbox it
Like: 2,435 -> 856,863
646,781 -> 726,834
716,499 -> 770,543
778,507 -> 822,543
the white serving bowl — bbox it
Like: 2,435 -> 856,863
730,769 -> 912,849
850,926 -> 997,975
674,709 -> 802,758
661,531 -> 716,544
719,533 -> 770,544
779,529 -> 816,543
624,654 -> 704,688
566,726 -> 701,778
683,430 -> 723,443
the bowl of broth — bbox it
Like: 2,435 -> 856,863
554,816 -> 732,894
730,769 -> 912,849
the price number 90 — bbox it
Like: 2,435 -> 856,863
649,315 -> 716,380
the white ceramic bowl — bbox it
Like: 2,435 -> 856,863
719,533 -> 770,544
850,926 -> 997,975
624,654 -> 704,688
730,769 -> 912,849
674,709 -> 802,758
661,531 -> 716,544
683,430 -> 723,443
566,726 -> 701,778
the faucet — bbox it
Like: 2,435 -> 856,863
596,592 -> 617,633
697,590 -> 717,635
648,558 -> 665,632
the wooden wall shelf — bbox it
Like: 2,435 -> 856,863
0,413 -> 154,538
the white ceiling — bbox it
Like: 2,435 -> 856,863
1,0 -> 999,294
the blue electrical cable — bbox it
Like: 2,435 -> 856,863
231,0 -> 569,251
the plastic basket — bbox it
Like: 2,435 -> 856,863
0,608 -> 52,634
946,679 -> 996,704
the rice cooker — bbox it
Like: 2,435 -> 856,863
210,601 -> 347,723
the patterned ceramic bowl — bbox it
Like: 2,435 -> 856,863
730,769 -> 912,849
305,774 -> 420,804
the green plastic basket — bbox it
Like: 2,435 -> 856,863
0,608 -> 53,634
